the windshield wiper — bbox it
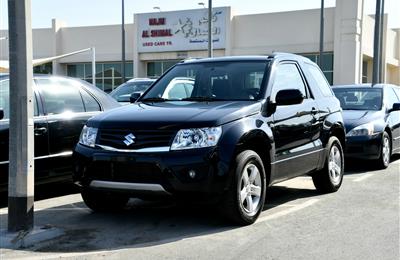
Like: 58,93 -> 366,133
182,96 -> 223,101
140,97 -> 168,102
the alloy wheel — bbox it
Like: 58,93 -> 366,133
239,163 -> 262,216
328,145 -> 342,185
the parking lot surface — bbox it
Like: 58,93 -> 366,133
1,156 -> 399,260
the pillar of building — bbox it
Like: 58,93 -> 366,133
51,19 -> 66,75
333,0 -> 364,85
133,14 -> 146,78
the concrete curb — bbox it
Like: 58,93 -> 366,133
0,226 -> 64,249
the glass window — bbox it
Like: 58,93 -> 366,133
80,89 -> 101,112
299,52 -> 334,85
142,61 -> 268,101
0,80 -> 10,119
385,88 -> 399,109
0,80 -> 38,119
306,64 -> 333,97
110,81 -> 154,102
393,87 -> 400,100
271,63 -> 306,100
37,79 -> 85,115
332,88 -> 382,111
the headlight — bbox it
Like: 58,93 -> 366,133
346,123 -> 375,137
79,126 -> 98,147
171,127 -> 222,150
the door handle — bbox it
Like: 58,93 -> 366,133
34,127 -> 47,135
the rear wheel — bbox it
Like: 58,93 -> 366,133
220,150 -> 266,225
312,137 -> 344,193
81,188 -> 129,212
377,131 -> 391,169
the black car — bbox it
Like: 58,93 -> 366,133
332,84 -> 400,168
0,75 -> 120,192
110,78 -> 156,104
74,54 -> 346,225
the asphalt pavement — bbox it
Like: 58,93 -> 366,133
0,155 -> 399,260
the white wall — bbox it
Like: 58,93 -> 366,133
230,8 -> 335,55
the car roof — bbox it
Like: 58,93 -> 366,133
332,84 -> 388,89
179,53 -> 309,64
127,78 -> 156,83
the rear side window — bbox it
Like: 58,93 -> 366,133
0,80 -> 38,119
306,64 -> 333,97
271,63 -> 306,100
80,89 -> 101,112
37,78 -> 85,115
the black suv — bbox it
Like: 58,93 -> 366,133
74,54 -> 345,225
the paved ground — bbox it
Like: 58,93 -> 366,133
0,156 -> 399,260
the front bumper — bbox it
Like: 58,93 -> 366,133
345,133 -> 382,160
73,143 -> 231,197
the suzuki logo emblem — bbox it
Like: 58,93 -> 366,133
123,133 -> 136,146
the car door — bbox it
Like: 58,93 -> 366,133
270,62 -> 320,181
35,78 -> 101,178
385,87 -> 400,152
0,79 -> 49,190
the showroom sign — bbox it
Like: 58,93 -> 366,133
137,7 -> 227,52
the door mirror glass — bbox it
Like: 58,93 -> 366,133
275,89 -> 304,106
130,92 -> 142,103
0,108 -> 4,120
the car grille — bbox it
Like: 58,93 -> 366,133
97,129 -> 176,150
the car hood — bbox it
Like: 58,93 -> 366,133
88,101 -> 261,130
342,110 -> 384,133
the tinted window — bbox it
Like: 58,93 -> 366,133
393,87 -> 400,100
332,88 -> 382,111
0,80 -> 9,119
306,64 -> 333,97
0,80 -> 38,119
80,89 -> 101,112
110,82 -> 153,102
385,88 -> 399,109
271,63 -> 306,100
37,78 -> 85,115
142,61 -> 268,101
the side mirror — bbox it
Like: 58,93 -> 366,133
275,89 -> 304,106
389,102 -> 400,112
0,108 -> 4,120
130,92 -> 142,103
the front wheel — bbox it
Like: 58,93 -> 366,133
220,150 -> 266,225
377,131 -> 391,169
312,137 -> 344,193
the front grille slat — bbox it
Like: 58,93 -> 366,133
97,129 -> 176,150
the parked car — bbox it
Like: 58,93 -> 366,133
0,75 -> 120,192
110,78 -> 156,104
74,54 -> 346,225
332,84 -> 400,168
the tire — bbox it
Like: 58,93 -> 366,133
377,131 -> 391,169
312,136 -> 344,193
220,150 -> 266,225
81,188 -> 129,212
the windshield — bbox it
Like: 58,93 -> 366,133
332,88 -> 383,111
141,61 -> 268,101
110,81 -> 153,102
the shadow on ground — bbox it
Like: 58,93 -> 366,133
344,154 -> 400,175
0,183 -> 319,254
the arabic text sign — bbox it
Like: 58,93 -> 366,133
137,7 -> 227,53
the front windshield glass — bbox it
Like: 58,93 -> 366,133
332,88 -> 383,111
141,61 -> 268,101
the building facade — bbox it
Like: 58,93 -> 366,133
0,0 -> 399,92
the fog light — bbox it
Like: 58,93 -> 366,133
188,170 -> 196,179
